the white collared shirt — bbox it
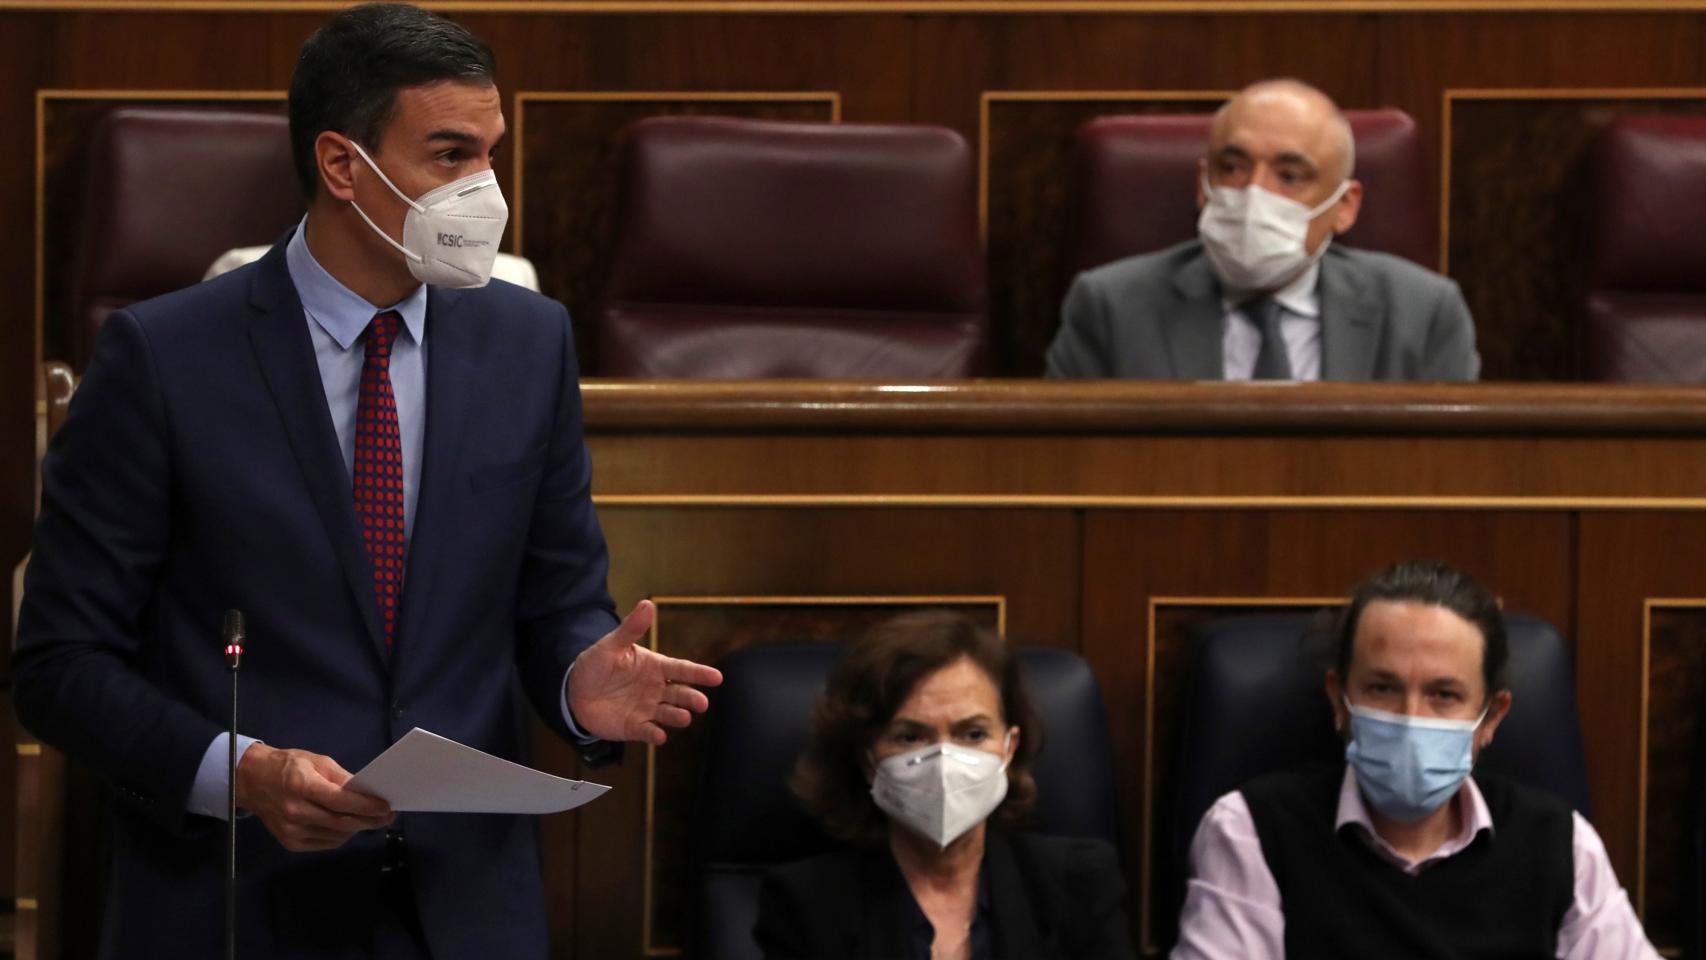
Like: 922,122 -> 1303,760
1220,260 -> 1322,381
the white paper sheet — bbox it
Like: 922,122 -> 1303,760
348,727 -> 610,814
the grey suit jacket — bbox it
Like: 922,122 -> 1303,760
1044,240 -> 1480,381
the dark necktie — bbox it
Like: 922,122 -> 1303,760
1249,298 -> 1293,380
354,310 -> 405,646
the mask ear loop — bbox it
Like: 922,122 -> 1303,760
343,138 -> 426,265
1306,177 -> 1354,219
998,728 -> 1016,773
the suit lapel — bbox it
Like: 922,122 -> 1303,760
246,238 -> 387,664
393,286 -> 475,671
1319,248 -> 1382,380
1166,253 -> 1229,380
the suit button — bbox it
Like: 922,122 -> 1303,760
391,701 -> 404,719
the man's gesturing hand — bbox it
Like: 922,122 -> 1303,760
567,600 -> 724,745
235,743 -> 395,852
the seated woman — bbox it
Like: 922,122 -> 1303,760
754,610 -> 1134,960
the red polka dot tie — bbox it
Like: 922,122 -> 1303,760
355,311 -> 406,647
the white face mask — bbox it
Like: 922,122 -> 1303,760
346,139 -> 509,289
1197,176 -> 1351,293
869,734 -> 1012,850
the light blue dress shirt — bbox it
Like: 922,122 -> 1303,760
187,223 -> 589,820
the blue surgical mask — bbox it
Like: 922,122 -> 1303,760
1343,697 -> 1488,823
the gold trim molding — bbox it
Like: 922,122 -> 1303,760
639,593 -> 1006,958
5,0 -> 1706,12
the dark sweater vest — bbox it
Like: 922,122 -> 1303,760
1241,765 -> 1574,960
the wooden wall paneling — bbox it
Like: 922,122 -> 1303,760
910,15 -> 1379,137
1079,508 -> 1573,954
1642,601 -> 1706,953
513,92 -> 839,372
12,6 -> 1706,956
1374,12 -> 1706,143
1443,90 -> 1706,382
468,15 -> 909,115
1576,512 -> 1706,955
1367,11 -> 1706,381
11,743 -> 62,960
4,21 -> 61,918
585,431 -> 1706,504
566,505 -> 1080,958
642,596 -> 1003,956
12,365 -> 76,960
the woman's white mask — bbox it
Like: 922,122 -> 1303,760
869,733 -> 1012,849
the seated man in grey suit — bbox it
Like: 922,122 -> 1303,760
1046,79 -> 1479,382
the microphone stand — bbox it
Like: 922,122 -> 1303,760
224,610 -> 245,960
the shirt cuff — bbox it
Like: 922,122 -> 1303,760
187,732 -> 259,820
560,660 -> 600,746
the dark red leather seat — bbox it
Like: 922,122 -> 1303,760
65,107 -> 302,369
597,117 -> 987,378
1580,115 -> 1706,383
1064,108 -> 1435,281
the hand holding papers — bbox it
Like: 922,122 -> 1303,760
349,728 -> 610,814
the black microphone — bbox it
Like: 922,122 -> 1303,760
223,609 -> 245,960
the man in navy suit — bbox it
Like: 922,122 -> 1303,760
13,5 -> 720,957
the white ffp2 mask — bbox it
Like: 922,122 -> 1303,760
1198,177 -> 1350,293
869,736 -> 1011,849
347,140 -> 509,289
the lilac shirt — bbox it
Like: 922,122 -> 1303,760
1172,768 -> 1660,960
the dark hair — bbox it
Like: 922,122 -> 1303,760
287,3 -> 496,198
791,610 -> 1042,845
1332,560 -> 1509,697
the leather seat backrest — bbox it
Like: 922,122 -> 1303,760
65,107 -> 302,369
597,116 -> 987,378
1580,115 -> 1706,382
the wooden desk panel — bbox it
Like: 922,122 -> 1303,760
13,380 -> 1701,958
568,381 -> 1706,957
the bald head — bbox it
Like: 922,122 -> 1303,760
1211,79 -> 1355,184
1198,78 -> 1364,260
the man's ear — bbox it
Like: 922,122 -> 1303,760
1476,688 -> 1514,753
1196,157 -> 1210,211
316,131 -> 360,203
1331,179 -> 1363,235
1325,670 -> 1348,733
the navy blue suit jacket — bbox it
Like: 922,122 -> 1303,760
14,235 -> 620,959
